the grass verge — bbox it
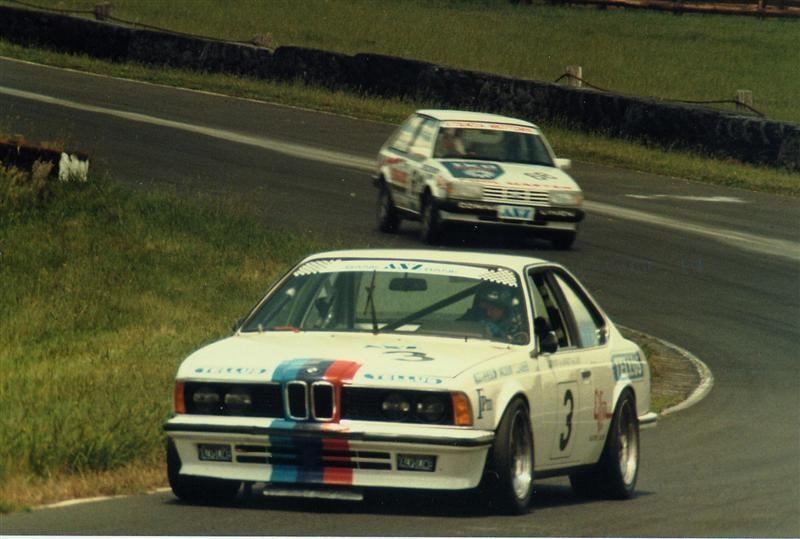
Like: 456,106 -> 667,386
1,40 -> 797,196
0,163 -> 323,512
0,164 -> 697,512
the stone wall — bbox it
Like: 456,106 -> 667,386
1,5 -> 797,171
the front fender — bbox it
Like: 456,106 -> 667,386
489,381 -> 528,431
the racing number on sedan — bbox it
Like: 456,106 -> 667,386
553,381 -> 579,458
559,389 -> 574,451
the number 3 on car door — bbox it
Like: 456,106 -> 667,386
552,381 -> 579,459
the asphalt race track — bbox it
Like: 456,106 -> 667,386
1,57 -> 798,536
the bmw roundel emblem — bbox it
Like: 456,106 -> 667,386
305,367 -> 319,374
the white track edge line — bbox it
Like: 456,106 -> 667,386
617,324 -> 714,418
33,487 -> 171,511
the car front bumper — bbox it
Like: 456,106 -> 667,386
165,415 -> 494,491
437,199 -> 583,231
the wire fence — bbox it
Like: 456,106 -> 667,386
552,74 -> 766,117
542,0 -> 800,18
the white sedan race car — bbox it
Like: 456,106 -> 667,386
375,110 -> 584,249
165,249 -> 656,515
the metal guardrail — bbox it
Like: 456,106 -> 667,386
544,0 -> 800,17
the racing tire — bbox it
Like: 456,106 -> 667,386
549,230 -> 576,250
420,196 -> 442,244
569,390 -> 639,500
377,183 -> 400,233
487,398 -> 534,515
167,439 -> 241,504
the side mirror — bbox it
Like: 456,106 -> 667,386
232,318 -> 243,332
554,158 -> 572,171
540,331 -> 559,354
532,316 -> 558,356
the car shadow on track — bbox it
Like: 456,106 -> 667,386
380,224 -> 564,254
166,482 -> 652,518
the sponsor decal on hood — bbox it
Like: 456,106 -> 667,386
441,161 -> 504,180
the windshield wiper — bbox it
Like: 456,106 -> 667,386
363,270 -> 379,334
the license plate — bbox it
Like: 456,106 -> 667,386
497,205 -> 535,221
198,444 -> 232,462
397,454 -> 436,472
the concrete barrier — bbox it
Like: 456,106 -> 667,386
0,5 -> 797,171
0,139 -> 90,181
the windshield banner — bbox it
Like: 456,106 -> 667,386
294,259 -> 518,287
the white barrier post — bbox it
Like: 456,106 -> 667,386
566,65 -> 583,88
735,90 -> 753,113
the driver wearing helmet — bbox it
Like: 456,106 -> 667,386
474,286 -> 519,341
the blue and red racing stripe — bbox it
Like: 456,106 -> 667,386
267,359 -> 361,485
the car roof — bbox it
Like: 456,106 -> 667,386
416,109 -> 540,129
301,249 -> 551,273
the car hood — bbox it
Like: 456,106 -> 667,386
178,332 -> 519,387
433,159 -> 579,190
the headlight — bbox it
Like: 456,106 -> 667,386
192,385 -> 221,414
224,387 -> 253,415
382,392 -> 411,421
448,181 -> 483,200
415,394 -> 446,423
549,191 -> 583,206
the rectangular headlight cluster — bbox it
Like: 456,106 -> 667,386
549,191 -> 583,206
447,181 -> 483,200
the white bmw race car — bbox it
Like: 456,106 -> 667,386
375,110 -> 584,249
165,249 -> 655,514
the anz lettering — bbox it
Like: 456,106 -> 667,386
385,262 -> 423,271
499,207 -> 533,220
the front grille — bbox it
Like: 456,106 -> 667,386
482,185 -> 549,205
283,381 -> 337,421
234,444 -> 391,470
286,381 -> 309,420
312,382 -> 335,420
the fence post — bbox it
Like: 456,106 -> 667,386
736,90 -> 754,113
94,3 -> 112,21
566,65 -> 583,88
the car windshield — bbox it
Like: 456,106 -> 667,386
241,259 -> 530,344
433,125 -> 554,166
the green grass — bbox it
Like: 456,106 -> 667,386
0,165 -> 322,486
8,0 -> 798,123
0,39 -> 797,196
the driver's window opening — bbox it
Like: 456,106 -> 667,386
531,273 -> 571,349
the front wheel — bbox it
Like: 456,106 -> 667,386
570,390 -> 639,499
487,398 -> 534,515
167,439 -> 241,504
377,184 -> 400,233
420,196 -> 442,244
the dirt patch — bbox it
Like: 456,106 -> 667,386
619,326 -> 700,413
